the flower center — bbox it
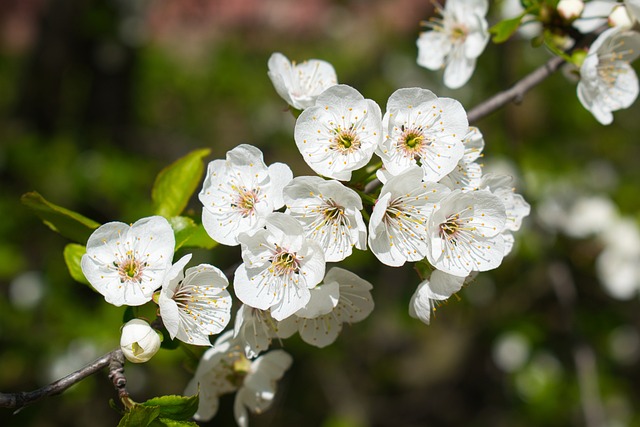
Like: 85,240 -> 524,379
439,212 -> 475,245
322,199 -> 345,223
232,188 -> 260,217
398,126 -> 433,161
116,251 -> 144,283
332,126 -> 361,153
271,246 -> 300,276
226,354 -> 250,387
451,25 -> 468,42
440,214 -> 461,241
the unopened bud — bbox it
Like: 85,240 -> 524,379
558,0 -> 584,20
609,5 -> 633,28
120,319 -> 161,363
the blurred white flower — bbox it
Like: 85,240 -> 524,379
573,0 -> 617,33
294,84 -> 382,180
377,87 -> 467,182
558,0 -> 585,20
81,216 -> 175,307
577,27 -> 640,125
565,195 -> 618,238
267,52 -> 338,110
626,0 -> 640,21
283,176 -> 367,262
608,4 -> 633,28
120,319 -> 161,363
159,254 -> 232,346
185,331 -> 293,426
296,267 -> 374,348
199,144 -> 293,246
234,213 -> 326,321
596,218 -> 640,300
417,0 -> 489,89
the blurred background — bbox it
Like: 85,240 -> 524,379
2,0 -> 640,426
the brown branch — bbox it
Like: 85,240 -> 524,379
467,55 -> 566,124
0,349 -> 124,412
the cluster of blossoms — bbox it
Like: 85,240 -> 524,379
78,43 -> 530,427
417,0 -> 640,125
538,190 -> 640,301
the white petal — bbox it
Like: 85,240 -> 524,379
417,31 -> 450,70
296,281 -> 340,318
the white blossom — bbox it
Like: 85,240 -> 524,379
626,0 -> 640,22
368,167 -> 450,267
199,144 -> 293,246
417,0 -> 490,89
479,174 -> 531,255
609,4 -> 633,28
557,0 -> 585,20
234,213 -> 326,321
296,267 -> 374,348
596,217 -> 640,300
233,304 -> 297,359
427,190 -> 507,276
573,1 -> 617,33
185,331 -> 293,426
120,318 -> 161,363
158,254 -> 232,346
439,126 -> 485,191
81,216 -> 175,307
267,52 -> 338,110
577,27 -> 640,125
294,84 -> 383,181
283,176 -> 367,262
377,87 -> 468,182
409,269 -> 466,325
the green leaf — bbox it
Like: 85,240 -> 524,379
489,13 -> 526,43
151,419 -> 200,427
140,394 -> 199,421
168,216 -> 197,250
152,149 -> 211,218
21,191 -> 100,242
63,243 -> 92,287
181,222 -> 217,250
117,405 -> 161,427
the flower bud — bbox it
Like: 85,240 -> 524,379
558,0 -> 584,20
609,5 -> 633,28
120,319 -> 161,363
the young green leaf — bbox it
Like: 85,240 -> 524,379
21,191 -> 100,242
490,13 -> 526,43
180,222 -> 217,250
150,419 -> 199,427
63,243 -> 92,287
140,394 -> 199,421
117,405 -> 161,427
152,149 -> 211,218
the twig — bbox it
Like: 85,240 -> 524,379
467,55 -> 566,124
0,349 -> 124,412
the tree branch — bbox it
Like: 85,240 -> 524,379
467,55 -> 566,124
0,349 -> 124,412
